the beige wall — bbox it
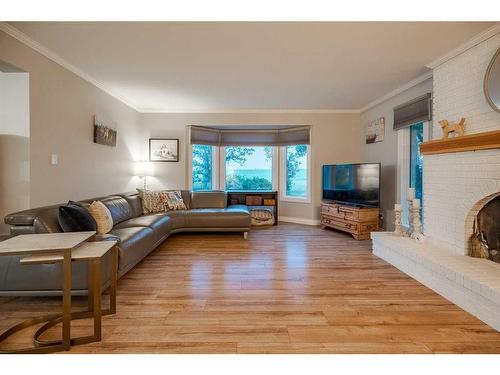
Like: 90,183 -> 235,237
141,112 -> 362,221
360,78 -> 433,230
0,31 -> 146,209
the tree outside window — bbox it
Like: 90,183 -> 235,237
225,146 -> 273,190
192,144 -> 213,191
285,144 -> 308,197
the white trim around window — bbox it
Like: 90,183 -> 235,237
279,145 -> 312,204
188,142 -> 221,191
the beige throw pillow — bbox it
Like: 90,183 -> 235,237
88,201 -> 113,234
137,189 -> 169,214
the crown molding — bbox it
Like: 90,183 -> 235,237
0,22 -> 141,112
426,23 -> 500,69
139,108 -> 360,114
359,71 -> 433,113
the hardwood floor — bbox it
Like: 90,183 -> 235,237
1,223 -> 500,354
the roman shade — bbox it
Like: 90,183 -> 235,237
393,93 -> 432,130
190,126 -> 221,145
189,125 -> 311,146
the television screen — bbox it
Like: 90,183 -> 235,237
322,163 -> 380,207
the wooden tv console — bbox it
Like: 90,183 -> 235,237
320,201 -> 380,240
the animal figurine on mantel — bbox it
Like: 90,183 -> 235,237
438,117 -> 466,140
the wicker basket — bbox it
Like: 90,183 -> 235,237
263,199 -> 276,206
245,195 -> 263,206
250,208 -> 275,226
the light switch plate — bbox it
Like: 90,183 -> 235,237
51,154 -> 58,165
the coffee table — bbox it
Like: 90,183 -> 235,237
0,232 -> 117,353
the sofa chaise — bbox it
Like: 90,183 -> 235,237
0,190 -> 250,296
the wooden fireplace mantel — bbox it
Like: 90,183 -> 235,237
420,130 -> 500,155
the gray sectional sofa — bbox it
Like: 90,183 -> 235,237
1,190 -> 250,296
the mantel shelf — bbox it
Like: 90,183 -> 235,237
420,130 -> 500,155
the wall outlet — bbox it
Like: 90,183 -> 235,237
51,154 -> 58,165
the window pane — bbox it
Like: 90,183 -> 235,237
192,144 -> 213,191
410,123 -> 423,201
225,146 -> 273,191
286,145 -> 308,197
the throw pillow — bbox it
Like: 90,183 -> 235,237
58,201 -> 97,232
88,201 -> 114,234
137,189 -> 169,214
165,191 -> 187,211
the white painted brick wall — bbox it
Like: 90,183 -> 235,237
424,34 -> 500,255
433,33 -> 500,136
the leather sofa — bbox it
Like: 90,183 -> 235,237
1,190 -> 250,296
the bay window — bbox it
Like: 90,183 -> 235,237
188,126 -> 311,201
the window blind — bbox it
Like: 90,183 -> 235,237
393,93 -> 432,130
190,125 -> 311,146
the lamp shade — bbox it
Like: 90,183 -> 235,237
134,161 -> 154,177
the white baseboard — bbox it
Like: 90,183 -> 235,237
278,216 -> 320,226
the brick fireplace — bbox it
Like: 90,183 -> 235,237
424,30 -> 500,257
423,150 -> 500,257
372,31 -> 500,331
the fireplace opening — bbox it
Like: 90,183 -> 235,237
470,195 -> 500,263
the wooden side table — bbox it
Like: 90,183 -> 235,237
0,233 -> 117,353
21,241 -> 118,348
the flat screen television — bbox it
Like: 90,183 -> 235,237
322,163 -> 380,207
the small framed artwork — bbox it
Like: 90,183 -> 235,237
366,116 -> 385,144
94,114 -> 117,147
149,138 -> 179,162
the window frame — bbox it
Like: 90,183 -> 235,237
279,145 -> 311,204
188,143 -> 220,191
397,121 -> 429,228
409,122 -> 424,202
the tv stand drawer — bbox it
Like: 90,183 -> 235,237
321,217 -> 359,234
321,203 -> 379,222
320,202 -> 380,240
321,205 -> 359,221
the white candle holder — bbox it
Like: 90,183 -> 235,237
406,198 -> 413,236
393,205 -> 405,236
410,199 -> 425,243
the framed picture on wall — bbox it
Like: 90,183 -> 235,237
149,138 -> 179,162
365,116 -> 385,144
93,114 -> 117,147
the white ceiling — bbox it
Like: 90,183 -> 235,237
8,22 -> 495,112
